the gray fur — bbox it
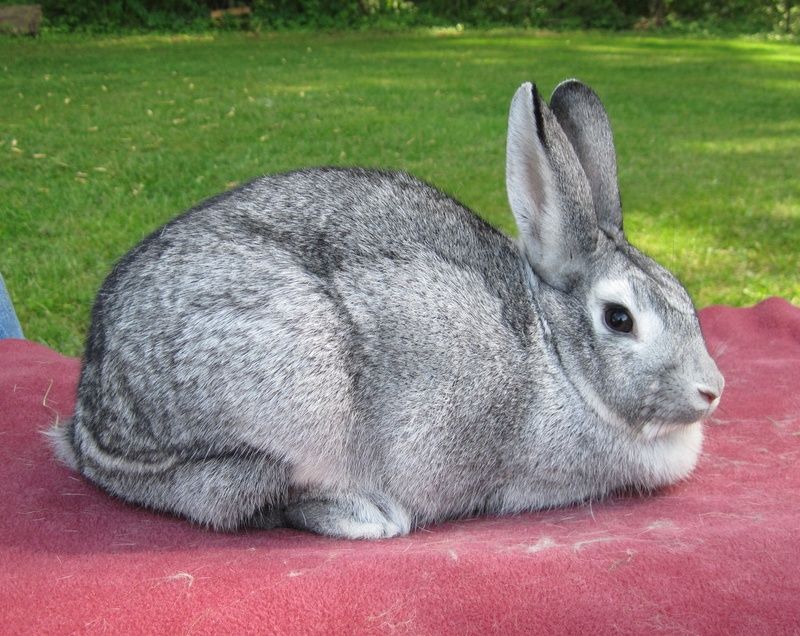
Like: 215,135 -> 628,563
49,80 -> 724,538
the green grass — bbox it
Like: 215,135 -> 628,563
1,30 -> 798,356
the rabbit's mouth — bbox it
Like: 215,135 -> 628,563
638,418 -> 703,441
633,394 -> 714,439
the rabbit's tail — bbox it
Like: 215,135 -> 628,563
44,419 -> 79,470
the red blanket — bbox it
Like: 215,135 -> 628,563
2,298 -> 799,633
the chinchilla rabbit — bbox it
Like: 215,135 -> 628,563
49,80 -> 724,539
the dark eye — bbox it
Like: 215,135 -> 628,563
604,304 -> 634,333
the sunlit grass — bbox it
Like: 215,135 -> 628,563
1,30 -> 798,356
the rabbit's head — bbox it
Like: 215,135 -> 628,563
506,81 -> 724,439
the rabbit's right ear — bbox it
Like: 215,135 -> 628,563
506,82 -> 598,290
550,80 -> 623,236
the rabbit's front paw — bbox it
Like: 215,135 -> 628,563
285,489 -> 411,539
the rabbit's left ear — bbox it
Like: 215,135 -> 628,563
506,82 -> 598,290
550,80 -> 623,236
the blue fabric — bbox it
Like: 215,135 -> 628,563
0,274 -> 24,339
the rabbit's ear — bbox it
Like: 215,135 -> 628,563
506,82 -> 597,290
550,79 -> 622,235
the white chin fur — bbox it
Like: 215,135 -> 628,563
638,420 -> 704,488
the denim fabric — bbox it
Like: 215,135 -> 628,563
0,274 -> 24,339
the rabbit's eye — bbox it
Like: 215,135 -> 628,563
604,304 -> 634,333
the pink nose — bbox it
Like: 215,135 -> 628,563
698,388 -> 718,404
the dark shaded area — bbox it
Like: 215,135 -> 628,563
23,0 -> 800,34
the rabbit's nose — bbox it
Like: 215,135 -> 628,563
694,361 -> 724,409
697,387 -> 718,404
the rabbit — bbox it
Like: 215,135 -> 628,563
48,79 -> 724,539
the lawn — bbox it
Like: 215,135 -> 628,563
1,30 -> 798,356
